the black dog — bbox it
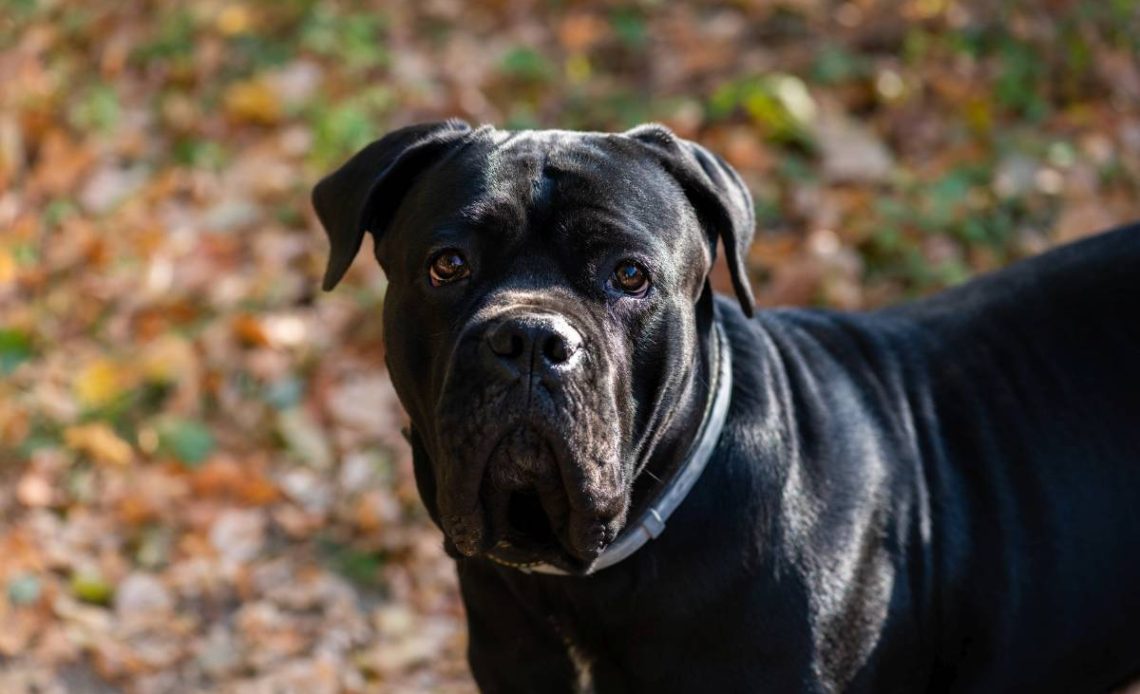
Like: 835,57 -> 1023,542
313,120 -> 1140,693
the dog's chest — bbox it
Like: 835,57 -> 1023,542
548,615 -> 594,692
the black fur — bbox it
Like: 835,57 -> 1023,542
314,121 -> 1140,693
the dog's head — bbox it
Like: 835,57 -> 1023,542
313,121 -> 754,572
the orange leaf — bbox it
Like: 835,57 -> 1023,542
231,314 -> 270,347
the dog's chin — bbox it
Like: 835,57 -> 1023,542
436,422 -> 626,574
489,487 -> 625,575
441,497 -> 620,575
486,534 -> 610,576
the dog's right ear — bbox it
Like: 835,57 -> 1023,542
623,124 -> 757,317
312,119 -> 472,290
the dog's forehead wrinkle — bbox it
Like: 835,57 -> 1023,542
444,132 -> 700,275
454,197 -> 525,233
557,208 -> 672,261
490,130 -> 678,203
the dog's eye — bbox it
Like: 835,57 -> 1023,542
429,249 -> 471,287
611,261 -> 650,297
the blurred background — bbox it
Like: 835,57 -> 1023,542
1,0 -> 1138,691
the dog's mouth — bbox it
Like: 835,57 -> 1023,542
434,392 -> 629,573
476,484 -> 601,574
506,490 -> 557,548
480,431 -> 576,559
451,426 -> 619,573
486,488 -> 599,573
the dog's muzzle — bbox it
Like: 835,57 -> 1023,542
435,308 -> 624,568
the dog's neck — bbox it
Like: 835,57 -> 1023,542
627,287 -> 718,521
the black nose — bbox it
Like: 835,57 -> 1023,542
485,313 -> 582,370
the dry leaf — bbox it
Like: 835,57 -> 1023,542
223,80 -> 282,125
73,359 -> 130,410
65,423 -> 133,466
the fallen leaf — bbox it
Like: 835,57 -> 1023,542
65,423 -> 133,466
0,247 -> 17,287
0,328 -> 33,374
232,313 -> 271,347
210,509 -> 267,564
156,417 -> 215,467
812,107 -> 894,183
216,4 -> 254,36
74,359 -> 130,409
70,570 -> 114,606
114,572 -> 173,621
139,335 -> 197,383
7,574 -> 42,605
277,407 -> 333,469
16,472 -> 54,508
223,79 -> 282,125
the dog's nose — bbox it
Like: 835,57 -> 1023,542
485,314 -> 582,370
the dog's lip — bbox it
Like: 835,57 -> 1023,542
434,393 -> 626,570
476,435 -> 619,571
483,491 -> 620,574
485,538 -> 604,575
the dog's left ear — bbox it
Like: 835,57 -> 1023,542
312,119 -> 472,290
624,124 -> 756,317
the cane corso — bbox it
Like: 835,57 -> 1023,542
312,120 -> 1140,693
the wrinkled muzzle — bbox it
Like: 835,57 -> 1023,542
431,309 -> 630,569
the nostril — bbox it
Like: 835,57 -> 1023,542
489,327 -> 524,359
542,334 -> 577,363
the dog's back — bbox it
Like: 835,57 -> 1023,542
744,224 -> 1140,691
895,224 -> 1140,691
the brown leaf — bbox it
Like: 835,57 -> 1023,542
223,79 -> 282,126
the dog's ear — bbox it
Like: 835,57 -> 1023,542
312,119 -> 472,290
624,124 -> 756,317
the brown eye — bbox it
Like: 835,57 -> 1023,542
611,261 -> 650,297
429,249 -> 470,287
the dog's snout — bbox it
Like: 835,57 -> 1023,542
484,314 -> 582,371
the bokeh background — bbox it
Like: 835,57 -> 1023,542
1,0 -> 1138,691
